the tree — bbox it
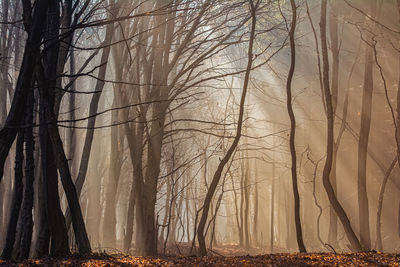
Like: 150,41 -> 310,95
0,0 -> 91,258
197,0 -> 257,256
319,0 -> 362,252
357,0 -> 380,251
285,0 -> 306,253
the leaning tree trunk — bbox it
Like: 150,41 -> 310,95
1,132 -> 24,260
67,21 -> 114,225
0,0 -> 50,184
37,59 -> 91,254
376,157 -> 396,251
320,0 -> 362,252
197,0 -> 256,256
37,68 -> 70,256
64,21 -> 114,232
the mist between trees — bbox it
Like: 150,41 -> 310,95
0,0 -> 399,260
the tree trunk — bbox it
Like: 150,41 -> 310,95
68,21 -> 114,215
0,0 -> 50,184
47,121 -> 91,254
102,102 -> 124,249
376,157 -> 396,251
286,0 -> 306,253
197,0 -> 256,256
39,90 -> 69,256
328,1 -> 339,247
123,180 -> 136,253
34,167 -> 50,257
253,159 -> 259,247
320,0 -> 362,252
1,132 -> 24,260
270,162 -> 275,253
357,0 -> 381,250
239,159 -> 245,247
244,158 -> 250,249
19,85 -> 35,259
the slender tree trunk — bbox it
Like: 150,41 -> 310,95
1,132 -> 24,260
357,0 -> 381,250
197,0 -> 256,256
253,160 -> 259,247
270,162 -> 275,253
357,33 -> 374,253
38,87 -> 69,256
47,121 -> 91,254
286,0 -> 306,253
320,0 -> 362,251
86,157 -> 102,248
376,157 -> 396,251
239,159 -> 245,247
244,158 -> 250,249
395,0 -> 400,242
160,178 -> 171,250
328,1 -> 340,247
67,47 -> 76,175
19,85 -> 35,259
34,166 -> 50,257
124,181 -> 136,253
102,102 -> 124,249
230,170 -> 241,246
0,0 -> 50,184
68,20 -> 114,209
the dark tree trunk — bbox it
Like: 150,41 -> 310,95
376,157 -> 396,251
286,0 -> 306,253
0,0 -> 50,184
70,21 -> 114,201
1,132 -> 24,260
47,120 -> 91,254
34,171 -> 50,257
38,88 -> 69,256
19,85 -> 35,259
320,0 -> 362,251
197,0 -> 256,256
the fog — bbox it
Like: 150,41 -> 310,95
0,0 -> 399,259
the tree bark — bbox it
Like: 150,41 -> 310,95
328,0 -> 339,248
0,0 -> 50,184
38,78 -> 69,256
320,0 -> 362,252
197,0 -> 256,256
19,85 -> 35,259
1,132 -> 24,260
102,103 -> 124,248
286,0 -> 306,253
376,157 -> 396,251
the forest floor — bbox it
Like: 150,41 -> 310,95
1,251 -> 399,266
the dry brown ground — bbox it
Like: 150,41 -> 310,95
1,252 -> 399,266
